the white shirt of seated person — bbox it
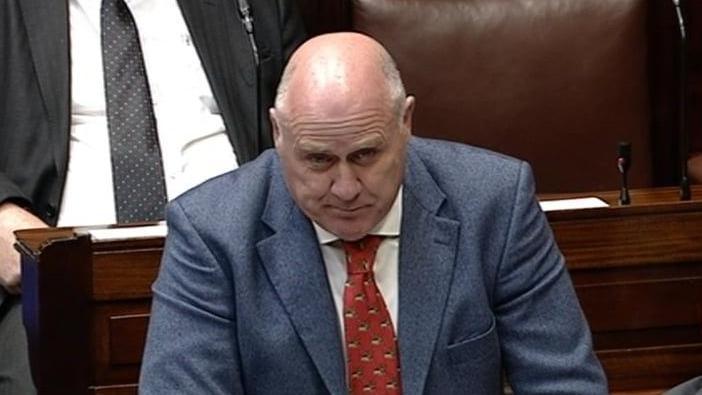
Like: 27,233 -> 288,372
58,0 -> 237,226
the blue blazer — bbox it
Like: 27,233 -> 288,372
140,137 -> 607,394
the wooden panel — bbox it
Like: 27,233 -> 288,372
547,186 -> 702,392
91,303 -> 151,386
598,344 -> 702,391
19,234 -> 93,395
576,278 -> 702,331
552,203 -> 702,269
109,314 -> 150,365
91,245 -> 162,300
594,326 -> 702,350
571,260 -> 702,286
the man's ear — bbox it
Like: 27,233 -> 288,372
402,95 -> 415,134
269,108 -> 282,147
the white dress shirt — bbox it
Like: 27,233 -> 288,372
58,0 -> 237,226
314,188 -> 403,354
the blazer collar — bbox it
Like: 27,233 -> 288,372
397,144 -> 460,395
258,164 -> 346,394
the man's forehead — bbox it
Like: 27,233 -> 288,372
285,76 -> 386,112
285,108 -> 392,130
282,48 -> 390,112
291,41 -> 376,86
294,128 -> 386,151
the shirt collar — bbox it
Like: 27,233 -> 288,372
313,186 -> 403,245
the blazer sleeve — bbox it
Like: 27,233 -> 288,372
0,174 -> 31,208
139,201 -> 244,394
0,1 -> 56,215
493,162 -> 608,394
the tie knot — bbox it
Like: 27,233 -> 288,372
342,235 -> 384,275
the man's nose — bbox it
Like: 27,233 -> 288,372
330,162 -> 362,202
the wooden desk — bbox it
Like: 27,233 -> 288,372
543,187 -> 702,393
16,186 -> 702,394
17,228 -> 162,395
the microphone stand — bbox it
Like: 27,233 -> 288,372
674,0 -> 691,200
618,142 -> 631,205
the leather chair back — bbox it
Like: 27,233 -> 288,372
349,0 -> 653,193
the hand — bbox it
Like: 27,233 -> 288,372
0,202 -> 48,294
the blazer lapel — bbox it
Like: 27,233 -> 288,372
19,0 -> 70,175
257,170 -> 346,395
177,0 -> 260,162
398,148 -> 460,395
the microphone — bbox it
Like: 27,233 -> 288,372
673,0 -> 691,200
618,142 -> 631,205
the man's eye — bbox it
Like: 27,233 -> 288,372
352,148 -> 378,164
306,153 -> 333,167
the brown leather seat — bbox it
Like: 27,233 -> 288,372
347,0 -> 654,193
296,0 -> 701,192
690,153 -> 702,183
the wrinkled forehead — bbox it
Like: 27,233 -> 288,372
278,85 -> 397,137
287,108 -> 396,154
294,123 -> 388,154
286,105 -> 394,131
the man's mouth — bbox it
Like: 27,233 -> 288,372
327,205 -> 370,216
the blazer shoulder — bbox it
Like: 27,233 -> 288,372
171,149 -> 279,221
408,137 -> 530,194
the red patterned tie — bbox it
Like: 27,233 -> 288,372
342,236 -> 402,394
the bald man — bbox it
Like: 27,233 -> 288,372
139,33 -> 607,394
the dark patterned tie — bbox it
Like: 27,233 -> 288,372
101,0 -> 167,223
342,236 -> 402,394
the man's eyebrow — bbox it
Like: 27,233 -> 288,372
351,134 -> 386,149
295,133 -> 386,153
287,110 -> 388,131
294,139 -> 331,153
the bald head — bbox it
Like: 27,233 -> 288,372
274,33 -> 406,119
269,33 -> 415,241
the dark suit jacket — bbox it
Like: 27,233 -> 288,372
0,0 -> 305,225
140,137 -> 608,394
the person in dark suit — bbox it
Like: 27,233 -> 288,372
0,0 -> 305,392
140,32 -> 607,394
